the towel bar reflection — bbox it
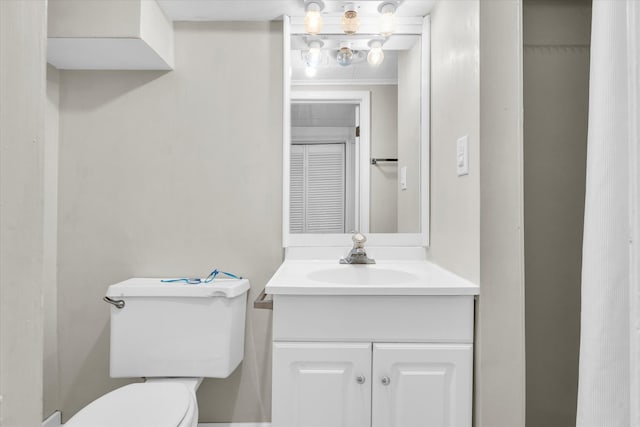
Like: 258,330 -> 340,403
254,288 -> 273,310
371,158 -> 398,165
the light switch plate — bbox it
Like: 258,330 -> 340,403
400,166 -> 407,190
456,135 -> 469,176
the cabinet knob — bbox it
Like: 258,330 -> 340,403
356,375 -> 366,384
381,376 -> 391,386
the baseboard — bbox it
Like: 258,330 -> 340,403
43,413 -> 270,427
43,409 -> 270,427
42,411 -> 61,427
198,424 -> 271,427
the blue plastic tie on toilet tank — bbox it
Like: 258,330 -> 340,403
161,268 -> 242,285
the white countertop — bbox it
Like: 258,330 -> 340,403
265,259 -> 480,296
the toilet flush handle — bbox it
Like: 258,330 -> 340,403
103,296 -> 125,309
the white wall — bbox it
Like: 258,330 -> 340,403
44,64 -> 61,419
430,2 -> 527,426
48,0 -> 140,38
428,0 -> 481,284
0,1 -> 47,426
477,1 -> 526,426
368,85 -> 398,233
56,22 -> 282,423
397,40 -> 422,232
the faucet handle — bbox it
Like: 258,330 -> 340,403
352,232 -> 366,248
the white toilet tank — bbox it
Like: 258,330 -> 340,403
105,277 -> 250,379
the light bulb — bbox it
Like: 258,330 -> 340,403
306,48 -> 321,67
304,2 -> 323,35
342,4 -> 360,35
380,12 -> 396,36
306,40 -> 323,67
379,3 -> 397,36
305,66 -> 318,78
336,44 -> 354,67
367,42 -> 384,66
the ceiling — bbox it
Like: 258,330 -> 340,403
156,0 -> 436,22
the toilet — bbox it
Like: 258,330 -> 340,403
65,277 -> 250,427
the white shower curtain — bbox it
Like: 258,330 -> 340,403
576,1 -> 640,427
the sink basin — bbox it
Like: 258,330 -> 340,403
307,266 -> 419,285
265,259 -> 480,296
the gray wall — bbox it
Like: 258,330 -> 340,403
44,64 -> 61,419
523,1 -> 591,426
56,22 -> 282,423
0,1 -> 47,426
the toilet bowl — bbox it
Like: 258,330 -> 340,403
65,278 -> 250,427
65,379 -> 199,427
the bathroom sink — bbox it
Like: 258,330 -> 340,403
265,259 -> 480,296
307,266 -> 419,285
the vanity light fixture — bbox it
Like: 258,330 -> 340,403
306,39 -> 324,67
336,41 -> 354,66
378,2 -> 397,36
367,39 -> 385,66
341,3 -> 360,35
304,0 -> 324,35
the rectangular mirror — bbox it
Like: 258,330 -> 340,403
283,12 -> 430,247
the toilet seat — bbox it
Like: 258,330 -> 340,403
65,382 -> 198,427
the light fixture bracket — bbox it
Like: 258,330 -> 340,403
378,1 -> 399,14
304,0 -> 325,12
305,38 -> 325,49
343,2 -> 359,13
368,38 -> 385,49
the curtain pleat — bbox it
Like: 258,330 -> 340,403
576,1 -> 639,426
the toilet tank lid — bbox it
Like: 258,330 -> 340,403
106,278 -> 250,299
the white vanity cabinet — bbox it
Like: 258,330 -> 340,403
270,292 -> 475,427
371,343 -> 472,427
273,342 -> 372,427
273,341 -> 472,427
265,259 -> 479,427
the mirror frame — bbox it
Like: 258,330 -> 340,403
282,15 -> 430,247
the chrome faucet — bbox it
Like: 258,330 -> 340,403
340,232 -> 376,264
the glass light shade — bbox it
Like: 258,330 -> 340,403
304,9 -> 323,35
336,46 -> 354,67
367,46 -> 384,66
306,47 -> 322,67
380,11 -> 396,36
342,9 -> 360,35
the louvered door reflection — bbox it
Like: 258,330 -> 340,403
290,145 -> 305,233
290,143 -> 346,233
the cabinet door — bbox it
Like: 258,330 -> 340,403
372,343 -> 473,427
273,342 -> 371,427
